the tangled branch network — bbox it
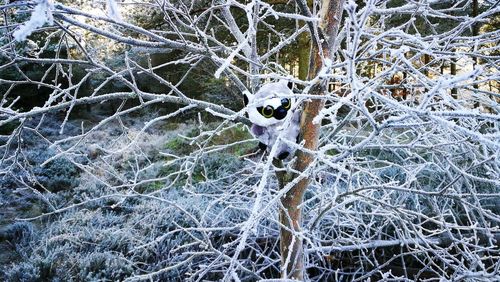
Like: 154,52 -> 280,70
0,0 -> 499,280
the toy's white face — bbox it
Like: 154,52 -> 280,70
245,81 -> 295,127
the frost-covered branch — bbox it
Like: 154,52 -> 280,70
0,0 -> 499,281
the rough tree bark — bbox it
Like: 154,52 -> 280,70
451,56 -> 458,98
298,32 -> 311,81
277,0 -> 345,280
297,0 -> 313,81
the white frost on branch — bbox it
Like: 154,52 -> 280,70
13,0 -> 54,41
107,0 -> 123,22
214,43 -> 244,79
2,0 -> 500,280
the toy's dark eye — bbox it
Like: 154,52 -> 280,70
281,98 -> 291,109
259,106 -> 274,118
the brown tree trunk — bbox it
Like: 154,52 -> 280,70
450,57 -> 458,99
278,0 -> 345,280
423,54 -> 430,77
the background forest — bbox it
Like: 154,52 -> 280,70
0,0 -> 499,281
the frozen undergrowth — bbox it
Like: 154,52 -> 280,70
2,115 -> 498,281
0,115 -> 261,281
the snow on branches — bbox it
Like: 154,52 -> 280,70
106,0 -> 122,22
13,0 -> 54,41
0,0 -> 499,281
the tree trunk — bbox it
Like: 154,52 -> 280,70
472,0 -> 479,107
298,33 -> 310,81
278,0 -> 345,280
423,54 -> 430,77
450,57 -> 458,99
297,0 -> 313,81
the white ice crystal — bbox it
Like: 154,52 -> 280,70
13,0 -> 54,42
107,0 -> 123,22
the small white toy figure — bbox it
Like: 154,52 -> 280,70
244,80 -> 301,160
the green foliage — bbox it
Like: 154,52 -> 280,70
163,124 -> 253,157
163,126 -> 198,154
140,123 -> 253,191
208,124 -> 254,156
163,136 -> 195,156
